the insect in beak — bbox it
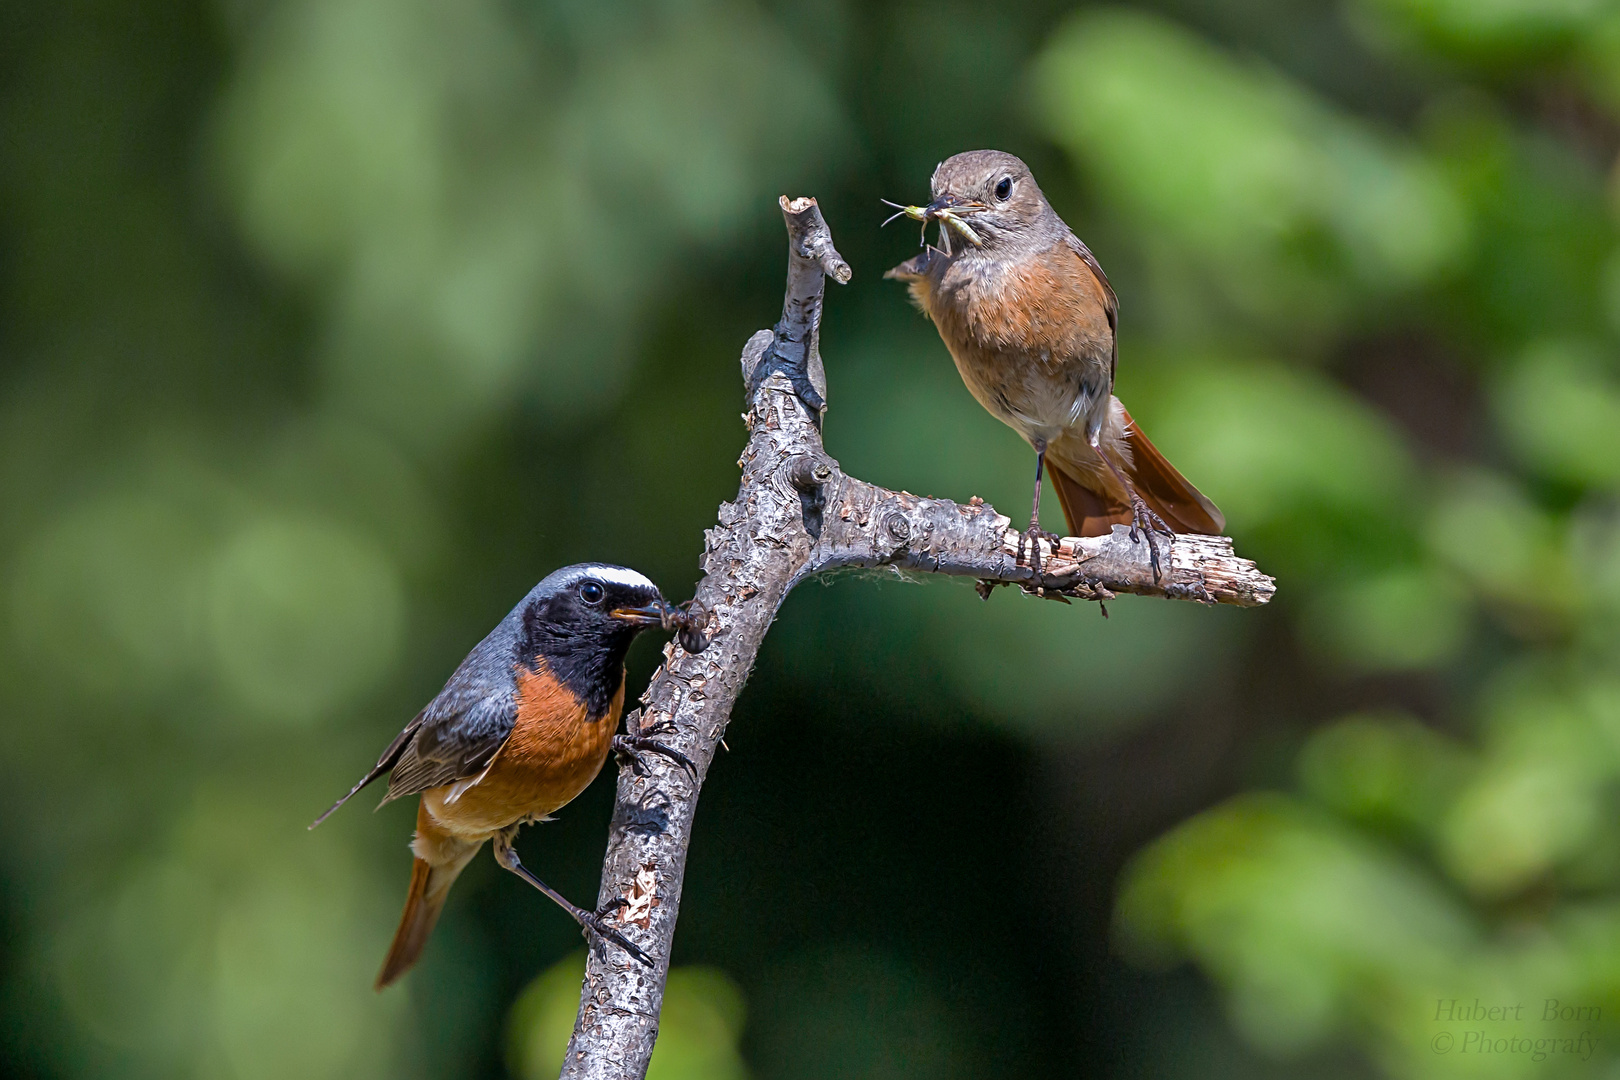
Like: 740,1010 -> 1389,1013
881,198 -> 931,248
879,198 -> 983,256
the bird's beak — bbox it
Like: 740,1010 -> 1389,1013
923,194 -> 983,217
879,194 -> 984,255
610,600 -> 675,628
922,196 -> 985,248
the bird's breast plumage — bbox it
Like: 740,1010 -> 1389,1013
421,663 -> 623,839
916,242 -> 1114,445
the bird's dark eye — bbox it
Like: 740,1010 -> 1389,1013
579,581 -> 605,605
995,177 -> 1012,201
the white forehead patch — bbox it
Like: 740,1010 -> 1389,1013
564,564 -> 657,592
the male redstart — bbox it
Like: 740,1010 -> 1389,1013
884,150 -> 1223,573
311,563 -> 694,989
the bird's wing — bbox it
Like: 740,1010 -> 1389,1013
381,689 -> 518,804
883,247 -> 943,281
1065,232 -> 1118,390
309,709 -> 428,828
311,630 -> 524,825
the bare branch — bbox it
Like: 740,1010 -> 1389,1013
804,478 -> 1273,606
743,196 -> 849,414
557,197 -> 1274,1079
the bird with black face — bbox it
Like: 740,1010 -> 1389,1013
311,563 -> 696,989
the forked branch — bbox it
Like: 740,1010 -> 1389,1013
556,196 -> 1274,1079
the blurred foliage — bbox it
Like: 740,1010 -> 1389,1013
1056,1 -> 1620,1076
508,953 -> 747,1080
8,0 -> 1620,1078
213,0 -> 845,445
1034,10 -> 1468,336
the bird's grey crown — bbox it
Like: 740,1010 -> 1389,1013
930,149 -> 1033,198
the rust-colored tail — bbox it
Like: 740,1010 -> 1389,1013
375,804 -> 481,990
1049,407 -> 1224,538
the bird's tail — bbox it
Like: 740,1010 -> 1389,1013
375,802 -> 482,990
1049,406 -> 1224,537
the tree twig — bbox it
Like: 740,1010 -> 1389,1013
556,196 -> 1275,1079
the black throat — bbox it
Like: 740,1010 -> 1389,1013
519,604 -> 635,719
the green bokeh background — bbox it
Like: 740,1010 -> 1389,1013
6,0 -> 1620,1077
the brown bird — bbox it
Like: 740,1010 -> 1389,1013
311,563 -> 695,989
885,150 -> 1222,572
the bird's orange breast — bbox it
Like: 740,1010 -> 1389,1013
925,244 -> 1111,362
913,244 -> 1113,442
420,661 -> 623,839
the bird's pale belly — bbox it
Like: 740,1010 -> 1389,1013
917,253 -> 1111,448
944,339 -> 1097,448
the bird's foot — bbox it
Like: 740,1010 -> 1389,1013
578,899 -> 654,967
1126,497 -> 1174,582
1016,524 -> 1064,574
613,733 -> 698,781
491,837 -> 655,967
